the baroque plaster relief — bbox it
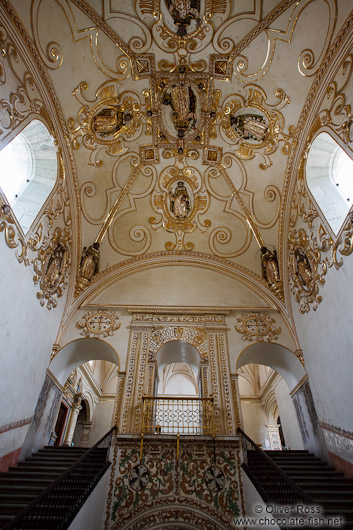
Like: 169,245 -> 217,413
76,310 -> 121,338
234,312 -> 281,342
288,47 -> 353,313
105,438 -> 243,530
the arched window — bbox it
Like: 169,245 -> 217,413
306,132 -> 353,234
0,119 -> 57,233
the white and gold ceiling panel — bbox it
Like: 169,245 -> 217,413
2,0 -> 351,324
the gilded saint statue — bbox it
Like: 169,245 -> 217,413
162,85 -> 197,138
261,247 -> 280,286
45,243 -> 68,285
165,0 -> 201,36
295,249 -> 313,288
79,243 -> 100,282
230,113 -> 268,142
92,105 -> 127,138
169,181 -> 191,219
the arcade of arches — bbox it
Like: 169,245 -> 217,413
1,1 -> 353,529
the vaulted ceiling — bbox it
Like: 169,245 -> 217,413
2,0 -> 350,328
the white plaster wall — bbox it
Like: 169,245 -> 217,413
241,470 -> 281,530
274,378 -> 304,450
290,255 -> 353,462
0,239 -> 65,458
67,465 -> 110,530
241,402 -> 271,448
89,400 -> 115,445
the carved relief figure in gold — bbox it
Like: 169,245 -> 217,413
79,242 -> 100,281
261,247 -> 280,285
165,0 -> 201,36
162,83 -> 197,138
92,105 -> 127,138
295,249 -> 313,289
45,243 -> 68,284
169,181 -> 191,219
230,113 -> 268,143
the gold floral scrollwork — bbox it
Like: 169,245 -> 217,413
221,85 -> 294,169
150,166 -> 210,250
149,325 -> 208,362
0,201 -> 26,259
68,82 -> 143,166
33,227 -> 71,310
76,310 -> 121,338
235,313 -> 281,342
288,228 -> 327,314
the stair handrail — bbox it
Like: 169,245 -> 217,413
3,425 -> 117,529
238,427 -> 313,504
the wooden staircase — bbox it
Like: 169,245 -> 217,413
248,449 -> 353,529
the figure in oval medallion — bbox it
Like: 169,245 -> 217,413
294,249 -> 313,288
169,181 -> 191,219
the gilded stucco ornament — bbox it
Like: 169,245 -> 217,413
33,227 -> 71,310
149,325 -> 208,362
235,313 -> 281,342
221,85 -> 294,169
148,61 -> 218,155
150,166 -> 210,250
75,243 -> 100,296
136,0 -> 217,54
68,83 -> 143,166
289,53 -> 353,293
288,229 -> 327,314
76,311 -> 120,338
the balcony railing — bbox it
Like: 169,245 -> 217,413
142,396 -> 215,435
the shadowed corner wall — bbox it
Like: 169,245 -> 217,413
0,237 -> 66,469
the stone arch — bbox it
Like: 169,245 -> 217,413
236,342 -> 306,392
49,337 -> 119,386
149,327 -> 208,363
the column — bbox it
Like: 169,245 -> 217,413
63,394 -> 82,446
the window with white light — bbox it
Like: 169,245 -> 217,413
0,120 -> 57,233
306,132 -> 353,235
